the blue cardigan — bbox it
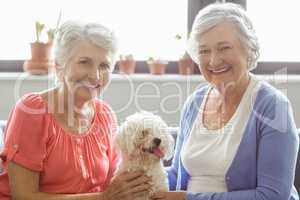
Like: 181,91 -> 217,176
167,81 -> 299,200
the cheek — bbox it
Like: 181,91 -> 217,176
229,48 -> 248,66
198,56 -> 212,74
198,63 -> 212,81
65,66 -> 87,84
230,55 -> 248,75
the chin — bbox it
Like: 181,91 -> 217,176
207,71 -> 237,85
75,88 -> 98,102
210,76 -> 233,86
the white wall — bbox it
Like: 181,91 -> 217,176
0,73 -> 299,128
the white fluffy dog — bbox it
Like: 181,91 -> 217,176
116,112 -> 174,199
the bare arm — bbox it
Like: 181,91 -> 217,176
8,161 -> 102,200
8,161 -> 151,200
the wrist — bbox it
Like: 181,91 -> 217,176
98,192 -> 106,200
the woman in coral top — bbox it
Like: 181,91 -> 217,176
0,21 -> 151,200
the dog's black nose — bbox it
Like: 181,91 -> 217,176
153,138 -> 161,146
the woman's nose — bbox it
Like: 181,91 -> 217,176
209,51 -> 223,67
88,68 -> 100,83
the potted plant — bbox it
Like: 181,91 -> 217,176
23,12 -> 61,75
175,34 -> 194,75
118,54 -> 136,74
178,51 -> 194,75
23,22 -> 55,75
147,57 -> 168,75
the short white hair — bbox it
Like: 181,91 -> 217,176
54,20 -> 118,70
187,3 -> 260,70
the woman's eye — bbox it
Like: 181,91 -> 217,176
219,46 -> 231,51
78,60 -> 88,64
199,49 -> 210,55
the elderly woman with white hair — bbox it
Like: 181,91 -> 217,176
0,21 -> 151,200
152,3 -> 299,200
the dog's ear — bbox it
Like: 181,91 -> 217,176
116,126 -> 135,155
116,129 -> 128,153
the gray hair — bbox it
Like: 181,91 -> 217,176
187,3 -> 259,70
54,20 -> 118,71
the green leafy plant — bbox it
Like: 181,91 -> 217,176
34,21 -> 57,43
175,33 -> 193,60
175,34 -> 182,40
35,22 -> 45,43
47,28 -> 56,43
147,56 -> 154,63
147,56 -> 168,64
34,11 -> 62,43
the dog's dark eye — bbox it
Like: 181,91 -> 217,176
141,130 -> 149,136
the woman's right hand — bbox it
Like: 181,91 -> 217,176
102,171 -> 152,200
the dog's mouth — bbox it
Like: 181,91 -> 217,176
142,146 -> 165,158
141,137 -> 165,159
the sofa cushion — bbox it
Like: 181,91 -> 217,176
0,120 -> 5,173
0,120 -> 5,152
163,127 -> 178,167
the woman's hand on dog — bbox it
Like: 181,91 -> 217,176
101,171 -> 152,200
151,191 -> 187,200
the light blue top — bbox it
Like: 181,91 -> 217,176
167,81 -> 299,200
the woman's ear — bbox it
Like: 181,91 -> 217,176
55,62 -> 64,82
55,61 -> 62,71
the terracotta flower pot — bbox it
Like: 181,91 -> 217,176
178,57 -> 194,75
118,55 -> 136,74
23,42 -> 54,75
148,61 -> 168,75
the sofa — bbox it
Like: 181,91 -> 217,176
0,120 -> 5,152
0,121 -> 299,193
0,120 -> 5,173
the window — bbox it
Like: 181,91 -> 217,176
0,0 -> 187,61
247,1 -> 300,62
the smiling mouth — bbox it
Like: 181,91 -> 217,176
208,66 -> 231,74
79,80 -> 101,89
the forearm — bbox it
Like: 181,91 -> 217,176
154,188 -> 284,200
12,191 -> 104,200
186,189 -> 274,200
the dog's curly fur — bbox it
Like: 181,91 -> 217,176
116,112 -> 174,200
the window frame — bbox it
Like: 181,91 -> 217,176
0,0 -> 299,74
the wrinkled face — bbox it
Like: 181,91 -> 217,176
58,41 -> 112,102
196,22 -> 249,88
117,112 -> 174,163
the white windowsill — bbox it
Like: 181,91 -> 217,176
0,72 -> 300,83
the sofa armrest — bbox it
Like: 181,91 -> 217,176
0,120 -> 6,151
163,127 -> 178,167
0,120 -> 6,173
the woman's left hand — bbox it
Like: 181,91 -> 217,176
151,191 -> 186,200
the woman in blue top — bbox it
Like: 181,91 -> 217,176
152,2 -> 299,200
